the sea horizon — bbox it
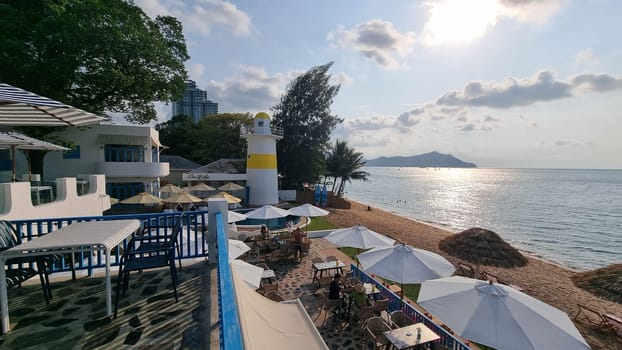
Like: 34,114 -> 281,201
343,167 -> 622,271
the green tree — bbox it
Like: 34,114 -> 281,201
271,62 -> 342,189
157,113 -> 253,165
0,0 -> 189,124
325,140 -> 369,197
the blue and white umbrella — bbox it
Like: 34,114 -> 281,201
0,83 -> 104,126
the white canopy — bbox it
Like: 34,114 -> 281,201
245,205 -> 291,220
232,269 -> 328,350
324,225 -> 395,250
0,83 -> 105,126
357,244 -> 455,283
288,203 -> 329,217
418,276 -> 590,350
228,239 -> 251,259
230,260 -> 263,289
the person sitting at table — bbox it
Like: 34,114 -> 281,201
292,227 -> 306,261
349,283 -> 370,308
328,273 -> 342,300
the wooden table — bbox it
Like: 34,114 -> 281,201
0,219 -> 141,333
383,322 -> 440,349
312,260 -> 346,280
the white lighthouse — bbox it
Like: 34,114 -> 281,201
243,112 -> 283,205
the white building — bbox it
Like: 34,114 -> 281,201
44,124 -> 169,200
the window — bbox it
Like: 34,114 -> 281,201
106,182 -> 144,200
104,145 -> 144,162
63,145 -> 80,159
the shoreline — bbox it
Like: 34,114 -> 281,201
348,198 -> 582,273
325,199 -> 622,349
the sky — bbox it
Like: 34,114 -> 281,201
135,0 -> 622,169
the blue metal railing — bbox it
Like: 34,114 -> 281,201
352,265 -> 472,350
215,212 -> 244,349
8,211 -> 209,274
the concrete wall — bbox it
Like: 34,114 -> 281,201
0,175 -> 111,220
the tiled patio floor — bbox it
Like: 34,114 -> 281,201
0,238 -> 373,349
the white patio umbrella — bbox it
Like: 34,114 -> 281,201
245,205 -> 291,220
230,259 -> 263,289
0,83 -> 105,126
288,203 -> 329,217
218,182 -> 245,191
0,131 -> 70,181
324,225 -> 395,249
358,243 -> 455,305
228,239 -> 251,259
418,276 -> 590,350
228,211 -> 248,223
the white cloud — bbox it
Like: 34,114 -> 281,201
333,72 -> 354,87
207,65 -> 302,112
187,62 -> 205,80
437,70 -> 622,109
576,48 -> 595,65
136,0 -> 252,37
327,20 -> 416,69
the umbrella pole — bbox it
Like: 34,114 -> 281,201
11,146 -> 16,182
400,282 -> 404,310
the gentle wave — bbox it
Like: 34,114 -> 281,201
344,167 -> 622,271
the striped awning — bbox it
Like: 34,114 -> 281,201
0,83 -> 105,126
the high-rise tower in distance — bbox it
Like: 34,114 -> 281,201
171,80 -> 218,123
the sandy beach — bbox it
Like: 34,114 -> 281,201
325,200 -> 622,349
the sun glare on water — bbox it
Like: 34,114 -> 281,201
423,0 -> 502,45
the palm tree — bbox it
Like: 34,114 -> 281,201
326,140 -> 369,197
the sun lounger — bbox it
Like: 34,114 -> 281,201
456,262 -> 475,278
603,313 -> 622,337
574,304 -> 616,332
480,270 -> 524,291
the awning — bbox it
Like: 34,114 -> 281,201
232,269 -> 328,350
0,83 -> 105,126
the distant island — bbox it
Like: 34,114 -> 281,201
365,151 -> 477,168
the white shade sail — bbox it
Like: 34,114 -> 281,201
228,239 -> 251,259
288,203 -> 329,217
357,244 -> 455,283
0,83 -> 105,126
245,205 -> 291,220
230,259 -> 263,289
324,225 -> 395,250
232,269 -> 329,350
228,211 -> 248,223
418,276 -> 590,350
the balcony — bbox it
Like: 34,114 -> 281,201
95,161 -> 169,178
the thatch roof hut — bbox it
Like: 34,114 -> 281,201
572,263 -> 622,304
439,228 -> 528,271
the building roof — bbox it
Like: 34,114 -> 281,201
189,158 -> 245,174
160,155 -> 202,170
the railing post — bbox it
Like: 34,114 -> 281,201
207,199 -> 228,264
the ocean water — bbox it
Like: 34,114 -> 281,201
343,167 -> 622,271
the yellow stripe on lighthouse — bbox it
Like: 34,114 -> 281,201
247,154 -> 277,169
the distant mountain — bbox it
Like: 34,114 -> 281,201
365,151 -> 477,168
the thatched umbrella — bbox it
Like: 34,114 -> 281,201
439,227 -> 527,277
572,263 -> 622,304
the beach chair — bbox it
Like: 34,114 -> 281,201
604,313 -> 622,338
364,317 -> 391,350
574,304 -> 615,331
0,220 -> 53,303
114,216 -> 181,317
133,213 -> 184,270
372,298 -> 390,323
389,310 -> 414,329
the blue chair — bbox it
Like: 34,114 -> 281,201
137,213 -> 184,270
114,214 -> 183,317
0,220 -> 52,303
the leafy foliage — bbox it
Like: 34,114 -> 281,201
156,113 -> 253,165
0,0 -> 189,124
271,62 -> 342,189
326,140 -> 369,197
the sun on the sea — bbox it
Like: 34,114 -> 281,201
422,0 -> 501,46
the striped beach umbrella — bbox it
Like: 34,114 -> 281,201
0,83 -> 105,126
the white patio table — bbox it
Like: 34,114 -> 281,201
0,219 -> 141,333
